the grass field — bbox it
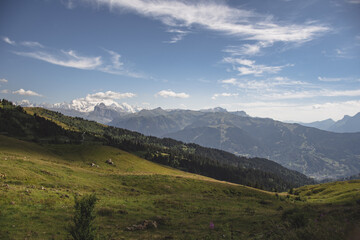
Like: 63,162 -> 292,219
0,135 -> 359,239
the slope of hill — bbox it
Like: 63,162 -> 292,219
109,108 -> 360,180
0,100 -> 313,191
0,135 -> 359,240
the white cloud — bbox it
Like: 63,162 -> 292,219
87,91 -> 136,100
221,100 -> 360,122
345,0 -> 360,4
90,0 -> 329,44
98,49 -> 144,78
62,0 -> 76,9
223,57 -> 291,76
21,41 -> 44,48
262,89 -> 360,100
221,77 -> 305,90
16,99 -> 33,107
220,78 -> 237,85
0,78 -> 8,83
53,91 -> 137,112
318,76 -> 343,82
13,89 -> 42,97
13,41 -> 143,78
155,90 -> 189,98
0,89 -> 9,94
2,37 -> 16,45
164,29 -> 189,43
212,93 -> 238,100
223,42 -> 271,56
14,50 -> 102,70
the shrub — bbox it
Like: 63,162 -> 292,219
69,194 -> 97,240
282,208 -> 308,228
97,207 -> 114,216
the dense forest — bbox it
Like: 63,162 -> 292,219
0,99 -> 313,191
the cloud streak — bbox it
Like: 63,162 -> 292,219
220,76 -> 360,100
10,38 -> 144,78
262,89 -> 360,100
89,0 -> 329,44
0,78 -> 8,83
2,37 -> 16,45
155,90 -> 189,98
223,42 -> 271,56
318,76 -> 343,82
87,91 -> 136,100
15,50 -> 102,70
164,29 -> 189,44
13,89 -> 42,97
212,92 -> 238,100
21,41 -> 44,48
223,57 -> 292,76
221,100 -> 360,122
345,0 -> 360,4
221,77 -> 306,90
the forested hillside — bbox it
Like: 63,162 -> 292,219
109,108 -> 360,180
0,99 -> 313,191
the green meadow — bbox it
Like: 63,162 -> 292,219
0,135 -> 359,239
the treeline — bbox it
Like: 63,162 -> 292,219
0,99 -> 314,191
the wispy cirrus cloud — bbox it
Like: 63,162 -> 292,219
86,0 -> 329,45
164,29 -> 189,44
220,100 -> 360,122
15,50 -> 102,70
155,90 -> 189,98
345,0 -> 360,4
262,89 -> 360,100
211,92 -> 238,100
223,57 -> 292,76
2,36 -> 16,45
87,91 -> 136,100
21,41 -> 44,48
61,0 -> 76,9
220,76 -> 307,90
10,38 -> 144,78
223,42 -> 271,56
13,89 -> 42,97
220,76 -> 360,100
318,76 -> 344,82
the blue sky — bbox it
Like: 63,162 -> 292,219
0,0 -> 359,122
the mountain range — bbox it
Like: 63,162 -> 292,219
17,99 -> 140,124
17,101 -> 360,180
108,108 -> 360,180
299,112 -> 360,133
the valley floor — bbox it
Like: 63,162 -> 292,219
0,135 -> 359,240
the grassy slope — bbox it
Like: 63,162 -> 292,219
0,135 -> 359,240
23,107 -> 314,191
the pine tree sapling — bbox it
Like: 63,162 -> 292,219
69,194 -> 97,240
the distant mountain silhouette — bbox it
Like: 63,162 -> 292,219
110,109 -> 360,180
299,112 -> 360,133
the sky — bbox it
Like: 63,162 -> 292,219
0,0 -> 359,122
